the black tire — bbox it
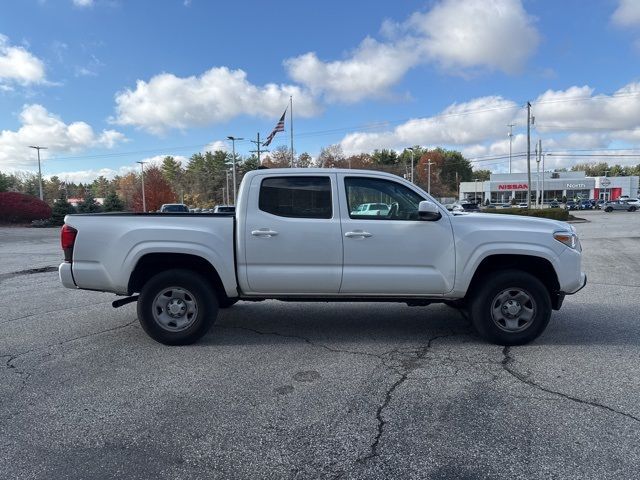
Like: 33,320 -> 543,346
604,207 -> 613,212
443,299 -> 467,309
628,207 -> 636,212
469,269 -> 551,346
137,269 -> 218,345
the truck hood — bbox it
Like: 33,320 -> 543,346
450,212 -> 571,233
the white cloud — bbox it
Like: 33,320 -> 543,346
284,37 -> 419,103
72,0 -> 94,7
339,81 -> 640,171
285,0 -> 539,102
612,0 -> 640,27
204,140 -> 228,152
0,34 -> 46,87
408,0 -> 539,74
0,104 -> 126,170
341,96 -> 519,154
47,155 -> 188,183
113,67 -> 320,134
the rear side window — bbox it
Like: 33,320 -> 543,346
259,176 -> 332,219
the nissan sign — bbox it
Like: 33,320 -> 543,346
497,183 -> 528,191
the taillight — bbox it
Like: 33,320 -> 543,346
61,224 -> 77,262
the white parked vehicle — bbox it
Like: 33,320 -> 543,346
350,202 -> 390,216
59,169 -> 586,346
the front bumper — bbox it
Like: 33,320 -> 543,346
58,262 -> 76,289
553,273 -> 586,310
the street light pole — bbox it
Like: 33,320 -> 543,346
407,147 -> 415,183
225,169 -> 230,205
474,178 -> 479,204
29,146 -> 47,201
227,136 -> 244,204
136,161 -> 146,212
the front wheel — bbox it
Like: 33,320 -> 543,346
604,207 -> 613,212
628,207 -> 636,212
137,269 -> 218,345
469,270 -> 551,345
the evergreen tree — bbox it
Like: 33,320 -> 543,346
102,190 -> 125,212
51,190 -> 76,225
77,190 -> 102,213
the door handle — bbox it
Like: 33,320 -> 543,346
251,229 -> 279,237
345,231 -> 372,238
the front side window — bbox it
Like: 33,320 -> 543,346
259,176 -> 332,219
345,177 -> 424,220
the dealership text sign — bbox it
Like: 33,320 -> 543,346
497,183 -> 528,191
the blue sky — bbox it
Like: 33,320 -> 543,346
1,0 -> 640,182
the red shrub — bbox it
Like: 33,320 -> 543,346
0,192 -> 52,223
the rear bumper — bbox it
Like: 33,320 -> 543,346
58,262 -> 76,289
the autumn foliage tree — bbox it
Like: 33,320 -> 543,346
132,166 -> 176,212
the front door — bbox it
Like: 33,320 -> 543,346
242,174 -> 343,294
338,174 -> 455,295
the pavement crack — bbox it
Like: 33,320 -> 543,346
502,346 -> 640,423
356,332 -> 458,465
0,300 -> 116,325
0,266 -> 58,283
216,324 -> 393,364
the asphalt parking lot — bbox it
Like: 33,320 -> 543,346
1,210 -> 639,480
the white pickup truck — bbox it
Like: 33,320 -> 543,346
59,168 -> 586,346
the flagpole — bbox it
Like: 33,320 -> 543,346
289,95 -> 294,167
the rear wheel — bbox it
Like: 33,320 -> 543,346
137,269 -> 218,345
604,207 -> 613,212
628,207 -> 636,212
470,270 -> 551,345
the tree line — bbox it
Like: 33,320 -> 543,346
6,146 -> 634,211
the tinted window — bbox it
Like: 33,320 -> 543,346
345,177 -> 424,220
259,176 -> 332,219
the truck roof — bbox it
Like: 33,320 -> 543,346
245,168 -> 404,179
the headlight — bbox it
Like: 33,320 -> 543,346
553,231 -> 580,250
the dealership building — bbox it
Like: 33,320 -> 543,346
459,171 -> 640,203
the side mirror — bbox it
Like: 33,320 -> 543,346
418,200 -> 442,221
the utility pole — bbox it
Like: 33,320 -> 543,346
249,132 -> 267,164
526,102 -> 532,209
227,136 -> 243,204
225,169 -> 230,205
507,124 -> 515,174
474,178 -> 479,204
29,146 -> 47,201
136,161 -> 146,212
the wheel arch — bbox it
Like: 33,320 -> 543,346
466,254 -> 561,309
128,253 -> 229,304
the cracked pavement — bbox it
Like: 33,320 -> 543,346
1,211 -> 639,479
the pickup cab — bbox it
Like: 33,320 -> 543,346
59,169 -> 586,346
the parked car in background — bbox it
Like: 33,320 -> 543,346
500,203 -> 513,209
213,205 -> 236,214
603,201 -> 637,212
517,202 -> 528,209
350,202 -> 390,216
579,200 -> 593,210
460,203 -> 480,212
160,203 -> 189,213
595,200 -> 606,210
624,198 -> 640,206
549,201 -> 560,208
565,201 -> 578,211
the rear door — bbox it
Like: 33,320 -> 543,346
338,174 -> 455,295
242,173 -> 343,294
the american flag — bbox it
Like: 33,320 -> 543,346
263,108 -> 287,146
